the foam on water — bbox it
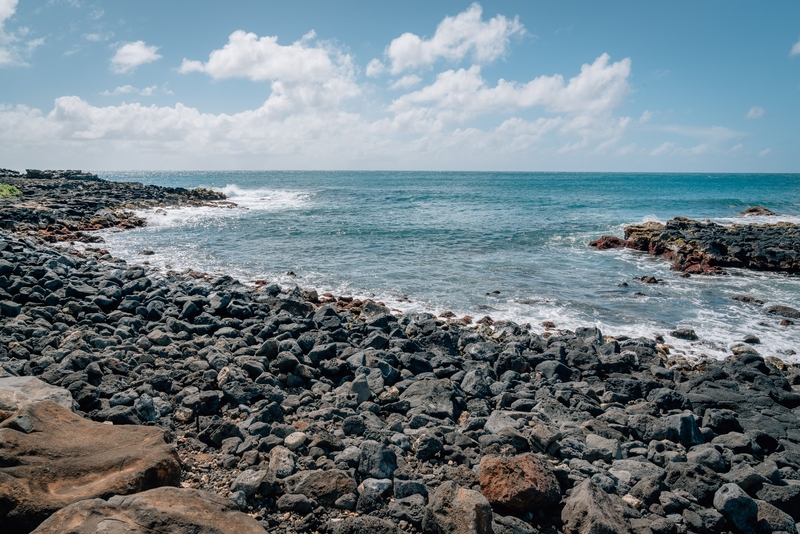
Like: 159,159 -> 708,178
215,184 -> 313,210
95,171 -> 800,363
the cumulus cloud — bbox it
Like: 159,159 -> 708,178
110,41 -> 162,74
365,58 -> 385,77
381,3 -> 524,74
387,53 -> 632,144
179,30 -> 360,113
791,37 -> 800,56
759,148 -> 772,156
0,0 -> 44,66
745,106 -> 764,119
180,30 -> 347,84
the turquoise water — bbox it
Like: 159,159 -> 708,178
96,171 -> 800,361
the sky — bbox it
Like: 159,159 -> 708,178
0,1 -> 798,172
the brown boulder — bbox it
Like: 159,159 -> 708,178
480,453 -> 561,510
0,401 -> 180,533
31,487 -> 265,533
423,481 -> 494,534
282,469 -> 357,506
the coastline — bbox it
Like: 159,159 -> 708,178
2,171 -> 800,533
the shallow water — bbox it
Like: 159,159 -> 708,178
95,171 -> 800,362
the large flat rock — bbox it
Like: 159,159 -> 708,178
0,377 -> 74,421
0,401 -> 180,533
31,487 -> 266,533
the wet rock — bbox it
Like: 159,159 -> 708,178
479,453 -> 561,510
31,487 -> 265,534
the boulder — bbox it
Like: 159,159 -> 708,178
713,483 -> 758,533
423,481 -> 494,534
282,469 -> 357,506
0,377 -> 74,420
399,379 -> 456,420
756,500 -> 798,534
0,401 -> 180,533
561,479 -> 631,534
31,487 -> 265,534
479,453 -> 560,510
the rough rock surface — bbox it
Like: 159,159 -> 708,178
2,174 -> 800,533
0,401 -> 180,533
479,453 -> 560,509
31,486 -> 266,534
561,479 -> 631,534
423,481 -> 494,534
0,376 -> 74,419
590,216 -> 800,274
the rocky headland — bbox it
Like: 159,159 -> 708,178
1,174 -> 800,533
589,213 -> 800,275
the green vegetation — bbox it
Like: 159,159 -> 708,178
0,183 -> 21,198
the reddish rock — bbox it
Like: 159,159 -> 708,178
31,487 -> 265,534
479,453 -> 561,510
588,236 -> 634,250
0,401 -> 180,533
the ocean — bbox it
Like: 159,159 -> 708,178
95,171 -> 800,363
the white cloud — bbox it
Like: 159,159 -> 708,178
390,75 -> 422,90
759,148 -> 772,156
110,41 -> 161,74
365,58 -> 385,77
638,110 -> 652,124
85,32 -> 113,42
179,30 -> 360,113
791,37 -> 800,57
388,53 -> 631,137
745,106 -> 764,119
100,85 -> 135,96
384,3 -> 524,74
180,30 -> 347,84
100,84 -> 164,97
650,142 -> 676,156
0,0 -> 44,66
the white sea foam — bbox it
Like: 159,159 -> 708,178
215,184 -> 313,210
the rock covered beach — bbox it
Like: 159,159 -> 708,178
2,172 -> 800,533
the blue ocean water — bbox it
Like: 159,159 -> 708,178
96,171 -> 800,362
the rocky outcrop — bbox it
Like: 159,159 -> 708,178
31,487 -> 266,534
0,401 -> 180,533
0,170 -> 228,243
590,217 -> 800,274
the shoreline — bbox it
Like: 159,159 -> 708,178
2,171 -> 800,533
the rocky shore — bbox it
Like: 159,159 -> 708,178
589,214 -> 800,275
2,173 -> 800,533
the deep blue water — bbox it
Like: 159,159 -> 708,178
95,171 -> 800,362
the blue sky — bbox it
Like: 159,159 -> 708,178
0,0 -> 798,171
